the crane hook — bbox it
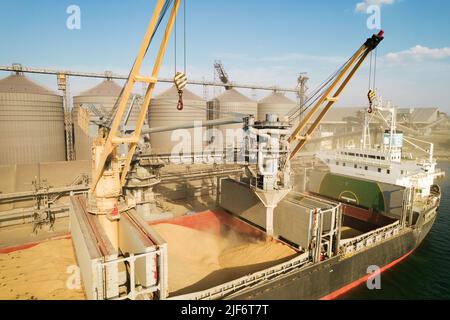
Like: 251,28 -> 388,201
367,89 -> 377,114
174,72 -> 187,111
177,90 -> 184,111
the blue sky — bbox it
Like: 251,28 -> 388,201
0,0 -> 449,111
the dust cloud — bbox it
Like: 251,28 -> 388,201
152,223 -> 297,295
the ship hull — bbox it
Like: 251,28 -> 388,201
230,207 -> 437,300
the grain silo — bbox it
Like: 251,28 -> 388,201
257,92 -> 296,121
72,79 -> 143,160
0,73 -> 65,165
148,86 -> 206,154
208,88 -> 257,147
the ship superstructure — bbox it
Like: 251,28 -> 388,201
317,97 -> 442,207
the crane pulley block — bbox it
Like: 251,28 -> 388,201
367,89 -> 378,113
174,72 -> 187,110
368,89 -> 377,104
174,72 -> 187,91
365,30 -> 384,50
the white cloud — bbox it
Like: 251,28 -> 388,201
385,45 -> 450,63
355,0 -> 396,13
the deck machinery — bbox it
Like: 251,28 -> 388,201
69,0 -> 386,300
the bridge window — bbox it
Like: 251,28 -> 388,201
378,168 -> 382,173
365,166 -> 368,170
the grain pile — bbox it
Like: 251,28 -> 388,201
0,239 -> 85,300
152,223 -> 296,295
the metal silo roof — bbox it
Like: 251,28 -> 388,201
77,79 -> 123,97
215,88 -> 254,103
259,92 -> 295,105
0,74 -> 57,95
154,85 -> 204,101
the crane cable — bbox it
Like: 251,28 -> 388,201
174,0 -> 187,73
184,0 -> 187,74
287,52 -> 354,121
288,52 -> 356,120
174,0 -> 188,111
290,45 -> 374,122
106,0 -> 174,128
367,48 -> 378,113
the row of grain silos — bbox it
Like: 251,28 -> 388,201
0,71 -> 296,164
148,87 -> 296,154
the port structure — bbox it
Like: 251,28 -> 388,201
214,60 -> 232,91
87,0 -> 182,249
0,65 -> 299,94
242,115 -> 292,236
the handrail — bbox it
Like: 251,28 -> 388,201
168,252 -> 310,300
333,154 -> 392,168
339,220 -> 401,254
100,249 -> 165,300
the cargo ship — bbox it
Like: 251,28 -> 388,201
2,118 -> 442,301
65,99 -> 443,301
221,101 -> 444,300
1,98 -> 443,301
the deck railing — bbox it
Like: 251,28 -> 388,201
169,252 -> 311,300
339,220 -> 401,256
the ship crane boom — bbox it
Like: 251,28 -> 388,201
89,0 -> 182,220
288,30 -> 385,160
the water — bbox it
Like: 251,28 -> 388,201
342,162 -> 450,300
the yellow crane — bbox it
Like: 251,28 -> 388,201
86,0 -> 184,247
288,30 -> 384,160
87,0 -> 384,247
